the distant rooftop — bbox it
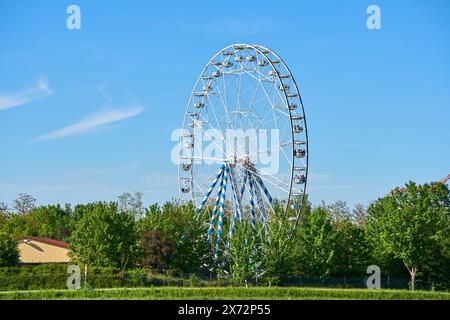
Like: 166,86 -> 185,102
17,236 -> 68,249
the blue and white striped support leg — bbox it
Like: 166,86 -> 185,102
228,167 -> 242,240
207,173 -> 224,241
251,174 -> 269,241
253,173 -> 273,205
214,164 -> 229,265
197,164 -> 225,211
247,171 -> 257,228
239,171 -> 248,200
229,166 -> 244,220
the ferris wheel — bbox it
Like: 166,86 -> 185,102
177,44 -> 308,265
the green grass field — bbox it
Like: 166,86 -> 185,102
0,287 -> 448,300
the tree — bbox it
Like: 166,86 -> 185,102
118,191 -> 144,219
367,181 -> 449,290
68,202 -> 138,269
228,221 -> 263,284
260,210 -> 296,284
0,202 -> 8,229
0,232 -> 20,267
297,206 -> 336,278
13,193 -> 36,215
420,233 -> 450,290
332,218 -> 372,277
0,202 -> 8,214
31,205 -> 71,241
70,203 -> 97,230
139,230 -> 174,272
0,213 -> 6,229
0,204 -> 72,241
287,194 -> 312,230
138,202 -> 209,274
328,200 -> 351,221
226,202 -> 297,285
0,212 -> 36,238
352,203 -> 367,225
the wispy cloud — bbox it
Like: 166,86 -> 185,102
36,106 -> 144,141
0,78 -> 52,111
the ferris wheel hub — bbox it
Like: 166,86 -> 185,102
238,155 -> 252,166
227,154 -> 253,167
227,153 -> 236,165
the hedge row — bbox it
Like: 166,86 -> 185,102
0,265 -> 228,291
0,265 -> 435,292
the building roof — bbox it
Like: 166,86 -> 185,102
17,236 -> 69,249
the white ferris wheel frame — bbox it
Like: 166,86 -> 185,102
178,43 -> 309,230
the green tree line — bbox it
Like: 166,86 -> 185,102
0,181 -> 448,290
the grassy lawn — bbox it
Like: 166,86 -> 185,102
0,287 -> 448,300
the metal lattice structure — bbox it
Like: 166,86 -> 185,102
178,44 -> 308,265
439,174 -> 450,185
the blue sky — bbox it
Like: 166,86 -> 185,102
0,0 -> 449,209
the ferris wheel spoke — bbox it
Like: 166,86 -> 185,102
237,164 -> 291,196
247,169 -> 278,218
234,71 -> 242,129
231,166 -> 256,223
214,90 -> 233,134
192,113 -> 227,158
249,174 -> 269,241
204,91 -> 226,142
244,72 -> 262,132
244,140 -> 292,161
241,67 -> 270,85
184,155 -> 227,162
239,169 -> 248,201
256,82 -> 280,131
252,172 -> 274,205
218,68 -> 234,131
255,54 -> 283,131
268,83 -> 283,138
203,72 -> 232,136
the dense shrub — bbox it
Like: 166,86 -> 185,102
0,205 -> 71,241
0,232 -> 19,267
139,230 -> 174,272
137,202 -> 210,274
68,202 -> 138,269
